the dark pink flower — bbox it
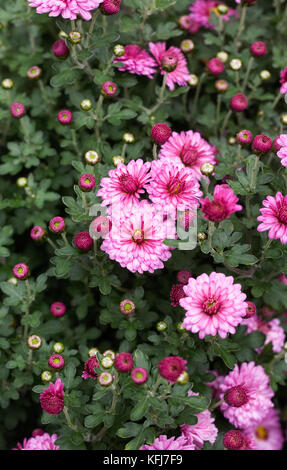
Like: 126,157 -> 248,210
201,184 -> 242,222
151,123 -> 172,145
40,379 -> 64,415
73,232 -> 93,252
149,42 -> 190,91
82,355 -> 100,380
114,352 -> 133,372
52,39 -> 69,59
158,356 -> 187,383
170,284 -> 186,307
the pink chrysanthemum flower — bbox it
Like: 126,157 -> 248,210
170,284 -> 186,307
257,192 -> 287,244
97,159 -> 151,210
180,272 -> 247,339
219,362 -> 274,429
82,354 -> 100,379
158,356 -> 187,382
158,130 -> 217,181
278,273 -> 287,285
100,202 -> 173,274
280,67 -> 287,94
149,42 -> 190,91
113,45 -> 157,79
201,184 -> 242,222
27,0 -> 103,21
223,430 -> 256,450
13,432 -> 59,450
181,390 -> 218,449
243,409 -> 283,451
205,370 -> 225,400
40,379 -> 64,415
276,134 -> 287,167
189,0 -> 238,29
140,434 -> 195,450
242,315 -> 285,354
147,160 -> 202,217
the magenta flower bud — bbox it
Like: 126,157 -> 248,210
32,429 -> 45,438
78,174 -> 96,192
82,355 -> 100,380
230,94 -> 248,112
223,430 -> 245,450
90,216 -> 112,239
245,301 -> 256,319
177,270 -> 191,285
170,284 -> 185,307
10,102 -> 26,118
27,66 -> 42,80
114,352 -> 133,372
52,39 -> 69,59
100,0 -> 121,15
101,81 -> 118,97
48,354 -> 65,370
120,299 -> 135,315
49,216 -> 65,233
161,51 -> 178,72
50,302 -> 66,318
252,134 -> 272,155
207,58 -> 225,76
30,226 -> 46,242
131,367 -> 148,384
27,335 -> 42,350
236,129 -> 253,145
158,356 -> 187,383
273,136 -> 282,152
40,379 -> 64,415
215,79 -> 228,92
250,41 -> 267,57
178,15 -> 200,34
73,232 -> 93,252
224,385 -> 249,408
151,123 -> 172,145
13,263 -> 29,280
57,110 -> 73,125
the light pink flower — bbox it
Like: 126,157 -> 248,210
257,192 -> 287,244
276,134 -> 287,167
242,315 -> 285,354
189,0 -> 238,29
181,390 -> 218,449
97,159 -> 151,210
243,409 -> 284,451
113,45 -> 157,79
149,42 -> 190,91
201,184 -> 242,222
280,67 -> 287,94
14,433 -> 59,450
158,130 -> 217,181
100,202 -> 173,274
140,434 -> 195,450
219,362 -> 274,429
147,160 -> 202,217
27,0 -> 103,20
205,370 -> 225,400
180,272 -> 247,339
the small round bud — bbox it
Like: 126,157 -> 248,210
88,347 -> 99,357
120,299 -> 135,315
113,44 -> 125,57
176,321 -> 185,332
245,301 -> 256,319
49,216 -> 65,234
48,354 -> 65,370
131,367 -> 148,384
50,302 -> 66,318
236,129 -> 253,145
177,371 -> 189,385
27,335 -> 42,350
57,110 -> 73,125
281,114 -> 287,125
30,226 -> 46,242
123,133 -> 135,144
101,356 -> 114,369
68,31 -> 82,45
228,136 -> 237,145
13,263 -> 29,280
188,74 -> 199,87
178,16 -> 200,34
114,352 -> 133,372
98,372 -> 113,386
52,39 -> 69,59
260,70 -> 271,81
16,177 -> 28,188
80,99 -> 92,111
223,430 -> 244,450
103,350 -> 116,360
84,150 -> 100,165
73,232 -> 93,252
252,134 -> 272,155
8,277 -> 18,286
101,81 -> 117,98
180,39 -> 194,53
161,51 -> 178,72
151,123 -> 172,145
215,79 -> 228,93
156,321 -> 168,332
58,30 -> 68,40
27,66 -> 42,80
10,102 -> 26,119
53,342 -> 65,354
224,385 -> 249,407
216,51 -> 228,63
1,78 -> 14,89
177,270 -> 192,285
250,41 -> 267,57
207,58 -> 225,76
41,370 -> 53,383
197,232 -> 207,242
100,0 -> 121,15
230,93 -> 248,112
217,4 -> 229,15
113,155 -> 125,166
201,162 -> 214,176
229,58 -> 242,71
78,173 -> 96,192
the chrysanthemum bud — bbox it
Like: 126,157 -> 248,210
177,371 -> 189,385
252,134 -> 272,155
1,78 -> 14,89
151,123 -> 172,145
114,352 -> 133,372
84,150 -> 100,165
8,277 -> 18,286
50,302 -> 66,318
281,114 -> 287,125
131,367 -> 148,384
161,51 -> 179,72
158,356 -> 187,383
180,39 -> 194,54
215,79 -> 228,93
217,4 -> 229,15
53,342 -> 65,354
80,99 -> 93,111
88,347 -> 99,357
250,41 -> 267,57
224,385 -> 249,407
188,74 -> 199,87
113,155 -> 125,166
176,321 -> 185,332
57,110 -> 73,125
28,335 -> 42,350
103,350 -> 116,360
41,371 -> 53,383
229,58 -> 242,71
58,30 -> 68,40
98,372 -> 113,386
16,177 -> 28,187
49,216 -> 65,233
177,271 -> 192,285
260,70 -> 271,81
101,81 -> 117,98
52,39 -> 69,59
73,232 -> 93,252
101,356 -> 114,369
207,58 -> 225,76
10,102 -> 26,118
123,132 -> 135,144
13,263 -> 29,280
30,226 -> 46,242
245,301 -> 256,319
216,51 -> 228,63
68,31 -> 82,45
201,162 -> 215,176
230,94 -> 248,112
223,430 -> 245,450
113,44 -> 125,57
27,66 -> 42,80
120,299 -> 135,315
100,0 -> 121,15
156,321 -> 168,332
237,129 -> 253,145
197,232 -> 207,242
228,136 -> 237,145
78,173 -> 96,192
48,354 -> 65,370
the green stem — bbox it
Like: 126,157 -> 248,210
46,237 -> 57,250
85,10 -> 100,48
152,143 -> 158,160
235,5 -> 247,50
193,72 -> 206,117
208,221 -> 215,251
242,57 -> 254,92
272,91 -> 282,109
63,406 -> 78,432
220,109 -> 232,137
61,233 -> 69,246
